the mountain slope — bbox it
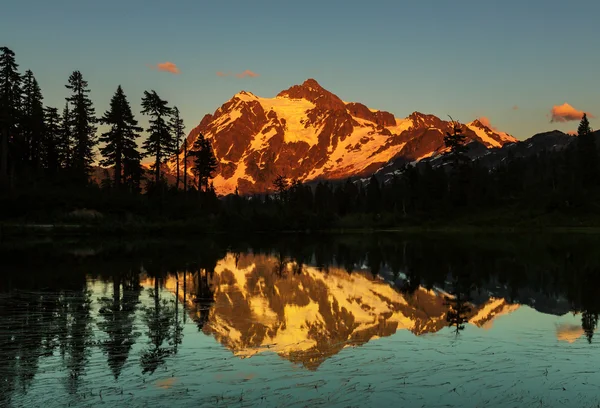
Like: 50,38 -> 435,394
174,79 -> 516,195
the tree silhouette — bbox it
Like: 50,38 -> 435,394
141,90 -> 172,186
182,138 -> 189,192
99,86 -> 142,190
42,106 -> 61,176
366,175 -> 382,214
170,106 -> 185,190
443,117 -> 468,166
20,70 -> 44,174
58,101 -> 72,170
65,71 -> 97,184
190,133 -> 218,191
576,113 -> 598,187
273,174 -> 288,202
0,47 -> 21,187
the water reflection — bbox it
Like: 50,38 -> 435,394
0,234 -> 599,407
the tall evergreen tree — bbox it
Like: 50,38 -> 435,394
182,138 -> 189,192
190,133 -> 218,191
366,175 -> 382,214
443,118 -> 468,166
42,106 -> 61,176
58,101 -> 72,170
99,86 -> 142,190
65,71 -> 97,184
0,47 -> 21,187
141,90 -> 172,185
169,107 -> 185,190
21,70 -> 44,172
576,113 -> 598,187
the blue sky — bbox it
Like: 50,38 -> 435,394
2,0 -> 599,140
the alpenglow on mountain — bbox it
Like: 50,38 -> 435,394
171,79 -> 516,195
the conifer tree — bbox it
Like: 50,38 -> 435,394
21,70 -> 44,171
366,175 -> 382,214
190,133 -> 218,191
182,138 -> 189,192
0,47 -> 21,187
99,86 -> 142,190
42,106 -> 61,176
443,117 -> 468,167
58,101 -> 72,170
273,174 -> 289,202
65,71 -> 97,184
169,106 -> 185,190
141,90 -> 172,185
576,113 -> 598,187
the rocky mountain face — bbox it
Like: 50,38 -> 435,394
173,79 -> 516,195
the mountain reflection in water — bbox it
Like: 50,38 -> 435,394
153,253 -> 520,370
1,234 -> 599,407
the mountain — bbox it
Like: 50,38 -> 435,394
154,253 -> 522,370
172,79 -> 516,195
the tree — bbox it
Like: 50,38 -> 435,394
169,107 -> 185,190
576,113 -> 598,187
443,117 -> 468,166
273,174 -> 288,202
141,90 -> 172,185
190,133 -> 218,192
99,86 -> 142,190
65,71 -> 97,184
0,47 -> 21,187
58,101 -> 72,170
182,138 -> 189,192
42,106 -> 61,176
21,70 -> 44,173
366,175 -> 382,214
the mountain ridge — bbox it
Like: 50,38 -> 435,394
170,79 -> 517,195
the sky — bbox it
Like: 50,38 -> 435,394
2,0 -> 599,142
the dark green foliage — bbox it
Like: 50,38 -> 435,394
0,47 -> 21,187
42,106 -> 61,176
169,106 -> 185,190
65,71 -> 97,184
99,86 -> 143,191
141,90 -> 172,185
190,133 -> 217,192
20,70 -> 44,173
576,113 -> 598,187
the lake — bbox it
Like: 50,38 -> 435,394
1,233 -> 599,407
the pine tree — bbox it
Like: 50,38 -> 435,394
99,86 -> 142,190
42,106 -> 61,176
273,174 -> 289,202
58,101 -> 72,170
169,107 -> 185,190
0,47 -> 21,187
21,70 -> 44,172
366,175 -> 382,214
65,71 -> 97,184
190,133 -> 218,191
182,138 -> 189,192
443,117 -> 468,167
576,113 -> 598,187
141,90 -> 172,185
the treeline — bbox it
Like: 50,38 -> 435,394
0,47 -> 218,215
2,46 -> 599,229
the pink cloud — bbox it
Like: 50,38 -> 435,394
550,103 -> 594,123
148,62 -> 180,74
235,70 -> 259,78
478,116 -> 499,131
216,71 -> 230,77
512,105 -> 519,111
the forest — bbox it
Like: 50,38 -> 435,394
1,46 -> 599,233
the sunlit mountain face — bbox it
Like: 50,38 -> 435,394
167,79 -> 516,195
154,253 -> 520,370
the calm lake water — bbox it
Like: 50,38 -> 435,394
1,233 -> 599,407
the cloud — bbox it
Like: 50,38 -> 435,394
216,70 -> 260,78
235,70 -> 260,78
550,103 -> 594,123
478,116 -> 499,131
148,62 -> 180,74
512,105 -> 519,111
